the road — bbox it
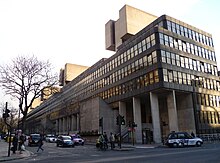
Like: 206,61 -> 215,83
9,142 -> 220,163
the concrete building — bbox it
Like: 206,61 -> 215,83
26,5 -> 220,144
59,63 -> 89,86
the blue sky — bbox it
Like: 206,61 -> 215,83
0,0 -> 219,106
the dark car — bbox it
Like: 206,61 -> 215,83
56,135 -> 74,147
165,132 -> 203,148
28,134 -> 41,146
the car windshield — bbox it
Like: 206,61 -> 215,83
62,136 -> 71,140
31,134 -> 40,139
72,135 -> 81,138
47,135 -> 55,137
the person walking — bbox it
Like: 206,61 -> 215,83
37,135 -> 44,152
12,135 -> 18,154
18,134 -> 25,154
109,132 -> 115,150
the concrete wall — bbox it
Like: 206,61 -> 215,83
80,97 -> 100,133
99,98 -> 117,135
177,93 -> 196,133
105,5 -> 157,51
64,63 -> 89,85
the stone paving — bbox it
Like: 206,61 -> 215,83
0,141 -> 31,162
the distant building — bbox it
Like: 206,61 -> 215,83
26,5 -> 220,143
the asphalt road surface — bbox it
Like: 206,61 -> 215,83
9,142 -> 220,163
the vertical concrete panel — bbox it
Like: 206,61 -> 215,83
167,90 -> 179,132
72,115 -> 77,131
150,92 -> 161,143
55,119 -> 58,134
76,114 -> 80,131
133,97 -> 142,143
177,93 -> 196,133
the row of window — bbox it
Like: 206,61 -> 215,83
197,94 -> 220,108
166,20 -> 214,47
70,51 -> 158,100
89,51 -> 157,92
161,50 -> 218,76
198,111 -> 220,125
163,68 -> 220,91
159,33 -> 216,62
99,70 -> 159,100
71,34 -> 156,91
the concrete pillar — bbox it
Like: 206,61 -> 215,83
133,97 -> 142,143
177,93 -> 196,133
76,114 -> 80,131
72,115 -> 77,131
119,101 -> 126,129
62,118 -> 65,133
56,119 -> 58,134
150,92 -> 161,143
167,90 -> 179,132
59,118 -> 62,134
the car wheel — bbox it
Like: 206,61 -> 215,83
172,142 -> 178,148
178,142 -> 184,148
196,141 -> 202,147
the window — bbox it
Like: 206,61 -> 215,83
161,50 -> 166,63
166,52 -> 171,64
152,51 -> 157,63
163,69 -> 168,82
168,70 -> 173,82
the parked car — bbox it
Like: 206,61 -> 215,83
28,133 -> 41,146
70,134 -> 85,145
45,134 -> 57,143
165,131 -> 203,148
56,135 -> 74,147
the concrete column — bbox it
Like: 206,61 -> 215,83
133,97 -> 142,143
59,118 -> 62,134
76,114 -> 80,131
72,115 -> 77,131
56,119 -> 58,134
167,90 -> 179,132
62,117 -> 65,133
150,92 -> 161,143
119,101 -> 126,129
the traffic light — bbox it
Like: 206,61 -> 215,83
132,122 -> 137,127
121,116 -> 125,125
3,108 -> 10,118
99,117 -> 103,127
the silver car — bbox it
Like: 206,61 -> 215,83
165,132 -> 203,147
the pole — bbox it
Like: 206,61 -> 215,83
119,123 -> 121,149
4,102 -> 11,157
132,128 -> 134,146
101,117 -> 103,135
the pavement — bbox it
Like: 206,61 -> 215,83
0,141 -> 32,162
0,140 -> 160,162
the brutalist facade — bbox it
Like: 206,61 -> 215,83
26,5 -> 220,144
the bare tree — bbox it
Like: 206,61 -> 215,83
0,55 -> 58,131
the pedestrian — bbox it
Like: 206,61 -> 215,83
109,132 -> 115,150
37,135 -> 44,152
103,132 -> 108,143
12,135 -> 18,154
18,134 -> 25,154
191,131 -> 195,138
